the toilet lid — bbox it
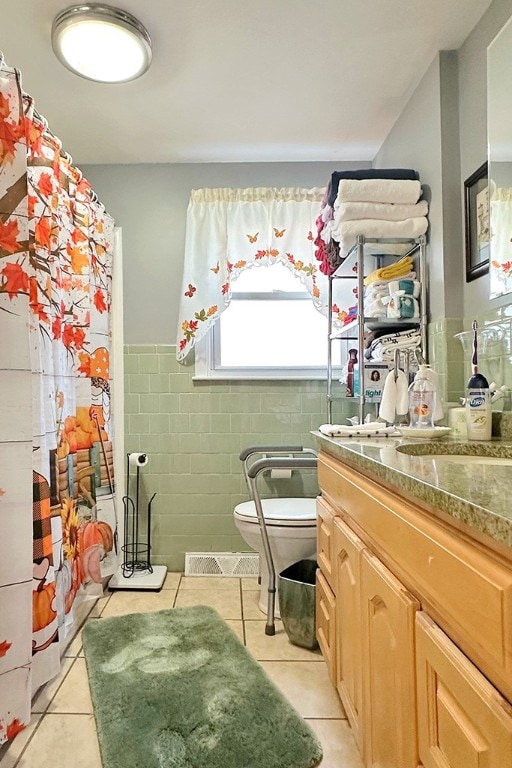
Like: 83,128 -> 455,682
234,497 -> 317,527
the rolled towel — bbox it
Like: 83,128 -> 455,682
387,279 -> 421,298
336,179 -> 422,205
334,199 -> 429,222
335,218 -> 428,257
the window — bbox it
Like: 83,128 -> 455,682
194,263 -> 342,379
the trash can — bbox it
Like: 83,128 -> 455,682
278,559 -> 318,650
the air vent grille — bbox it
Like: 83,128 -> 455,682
184,552 -> 259,577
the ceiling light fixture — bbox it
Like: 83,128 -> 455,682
52,3 -> 152,83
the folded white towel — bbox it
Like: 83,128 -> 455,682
365,299 -> 387,318
336,179 -> 422,205
369,329 -> 421,351
333,217 -> 428,255
372,344 -> 421,362
318,422 -> 399,438
333,199 -> 429,223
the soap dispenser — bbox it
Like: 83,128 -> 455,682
465,321 -> 492,441
408,365 -> 436,429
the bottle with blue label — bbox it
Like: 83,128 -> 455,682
465,321 -> 492,441
466,385 -> 491,440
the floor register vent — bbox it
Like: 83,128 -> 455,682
185,552 -> 259,577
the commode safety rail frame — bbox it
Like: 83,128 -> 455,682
326,234 -> 428,424
240,445 -> 317,637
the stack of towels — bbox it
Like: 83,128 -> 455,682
365,328 -> 422,363
363,256 -> 421,320
314,167 -> 428,281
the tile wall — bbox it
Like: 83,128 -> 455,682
123,345 -> 342,571
124,313 -> 512,572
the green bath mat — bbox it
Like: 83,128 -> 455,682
83,605 -> 322,768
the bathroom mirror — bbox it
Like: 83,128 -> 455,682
488,14 -> 512,298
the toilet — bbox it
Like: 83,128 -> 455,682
233,497 -> 317,616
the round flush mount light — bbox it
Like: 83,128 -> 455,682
52,4 -> 152,83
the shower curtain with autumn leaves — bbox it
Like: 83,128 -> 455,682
0,60 -> 117,743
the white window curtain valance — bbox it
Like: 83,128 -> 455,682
176,186 -> 334,361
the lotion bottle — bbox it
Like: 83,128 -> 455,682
465,321 -> 492,441
465,377 -> 492,441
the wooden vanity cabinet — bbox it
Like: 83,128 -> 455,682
316,450 -> 512,768
332,517 -> 365,753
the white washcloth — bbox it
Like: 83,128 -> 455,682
334,217 -> 428,255
333,199 -> 429,223
336,179 -> 422,205
318,422 -> 399,438
379,370 -> 409,423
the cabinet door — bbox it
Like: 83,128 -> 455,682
361,549 -> 420,768
316,568 -> 336,682
333,517 -> 365,754
317,496 -> 335,591
416,611 -> 512,768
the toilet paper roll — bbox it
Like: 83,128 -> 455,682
128,452 -> 148,467
270,468 -> 292,480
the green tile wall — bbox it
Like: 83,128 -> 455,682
124,344 -> 349,571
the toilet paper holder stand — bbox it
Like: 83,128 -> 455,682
121,453 -> 156,578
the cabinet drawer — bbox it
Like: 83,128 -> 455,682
416,611 -> 512,768
317,496 -> 335,591
319,452 -> 512,701
316,568 -> 336,683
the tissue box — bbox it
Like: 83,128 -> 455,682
363,363 -> 392,402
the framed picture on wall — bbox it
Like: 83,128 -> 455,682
464,162 -> 490,282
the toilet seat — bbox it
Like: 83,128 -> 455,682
233,497 -> 316,527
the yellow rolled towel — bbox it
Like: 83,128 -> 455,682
364,256 -> 414,286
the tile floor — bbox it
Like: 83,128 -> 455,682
0,573 -> 363,768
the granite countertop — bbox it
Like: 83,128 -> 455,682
313,432 -> 512,553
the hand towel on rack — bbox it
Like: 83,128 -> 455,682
333,199 -> 429,223
364,256 -> 415,285
327,168 -> 419,207
335,218 -> 428,257
318,422 -> 400,438
336,179 -> 422,205
379,369 -> 409,423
